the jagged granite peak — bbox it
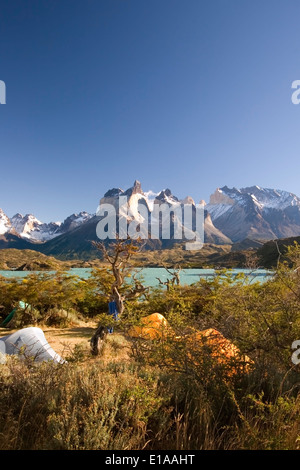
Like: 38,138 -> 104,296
97,183 -> 229,245
103,188 -> 124,198
180,196 -> 196,206
101,181 -> 149,215
102,180 -> 143,201
103,181 -> 144,199
154,189 -> 179,205
124,180 -> 144,197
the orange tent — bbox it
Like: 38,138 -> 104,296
128,313 -> 252,373
194,328 -> 244,359
190,327 -> 252,373
128,313 -> 170,340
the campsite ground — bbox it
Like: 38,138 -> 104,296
0,322 -> 133,364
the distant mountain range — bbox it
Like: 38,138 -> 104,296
206,185 -> 300,242
1,181 -> 300,259
0,210 -> 92,242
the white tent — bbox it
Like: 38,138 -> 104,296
0,327 -> 64,364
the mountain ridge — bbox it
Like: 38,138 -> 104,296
205,185 -> 300,242
1,181 -> 300,259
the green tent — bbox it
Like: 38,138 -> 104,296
0,301 -> 29,327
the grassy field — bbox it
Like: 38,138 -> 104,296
1,242 -> 300,450
1,317 -> 300,451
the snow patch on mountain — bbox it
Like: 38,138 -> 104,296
205,202 -> 233,220
10,213 -> 62,242
241,186 -> 300,211
126,193 -> 150,223
0,209 -> 11,235
206,186 -> 300,221
59,212 -> 93,232
143,190 -> 159,211
7,211 -> 94,242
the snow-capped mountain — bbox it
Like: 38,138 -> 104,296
100,180 -> 152,222
98,180 -> 231,245
2,182 -> 300,257
57,212 -> 93,234
0,210 -> 93,242
0,209 -> 11,236
205,186 -> 300,242
10,213 -> 62,242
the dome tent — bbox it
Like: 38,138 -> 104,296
0,300 -> 29,327
128,313 -> 252,375
0,339 -> 6,364
128,313 -> 170,340
0,327 -> 64,364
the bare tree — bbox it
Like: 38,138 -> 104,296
156,263 -> 182,291
92,237 -> 147,315
90,237 -> 148,354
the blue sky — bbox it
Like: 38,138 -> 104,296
1,0 -> 300,222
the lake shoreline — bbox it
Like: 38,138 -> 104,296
0,267 -> 274,287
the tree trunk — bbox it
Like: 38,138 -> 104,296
90,325 -> 107,356
111,286 -> 124,316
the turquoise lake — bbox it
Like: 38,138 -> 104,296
0,267 -> 273,287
